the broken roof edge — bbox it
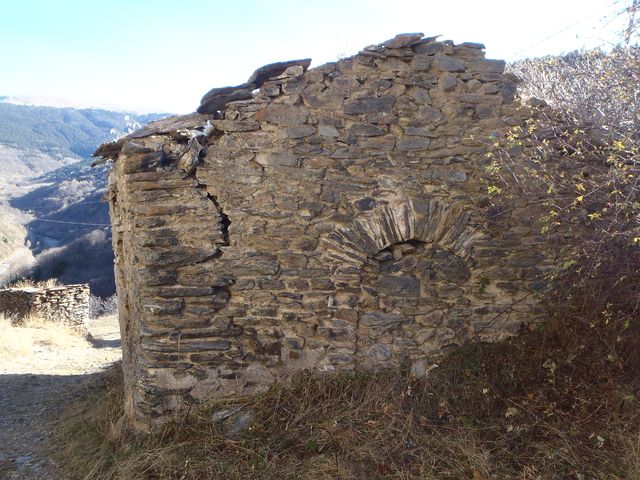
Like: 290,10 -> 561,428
90,56 -> 314,163
92,112 -> 210,162
197,58 -> 313,114
91,32 -> 483,163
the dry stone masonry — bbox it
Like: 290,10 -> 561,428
0,284 -> 90,330
95,33 -> 565,431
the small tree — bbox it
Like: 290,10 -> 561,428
491,43 -> 640,331
508,47 -> 640,139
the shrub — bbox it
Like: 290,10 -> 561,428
488,47 -> 640,329
89,294 -> 118,319
508,46 -> 640,139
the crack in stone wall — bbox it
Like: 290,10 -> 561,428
204,192 -> 231,246
95,32 -> 594,431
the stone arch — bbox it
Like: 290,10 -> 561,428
321,197 -> 481,372
323,197 -> 478,268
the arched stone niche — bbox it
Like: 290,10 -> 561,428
322,197 -> 482,371
323,198 -> 476,266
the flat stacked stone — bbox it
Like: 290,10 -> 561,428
196,58 -> 312,115
94,33 -> 590,432
0,284 -> 90,331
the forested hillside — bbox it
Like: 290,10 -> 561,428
0,99 -> 162,157
0,101 -> 167,295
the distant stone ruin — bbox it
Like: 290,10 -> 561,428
95,33 -> 577,431
0,284 -> 89,330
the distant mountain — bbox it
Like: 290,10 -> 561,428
0,100 -> 164,158
0,204 -> 29,267
0,101 -> 169,295
0,94 -> 152,112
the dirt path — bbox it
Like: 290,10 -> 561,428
0,315 -> 121,479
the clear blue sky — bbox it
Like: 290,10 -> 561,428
0,0 -> 629,113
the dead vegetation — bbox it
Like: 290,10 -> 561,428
0,312 -> 120,376
56,309 -> 640,479
0,313 -> 84,363
8,277 -> 61,289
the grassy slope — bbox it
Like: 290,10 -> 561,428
0,311 -> 120,375
0,144 -> 78,184
57,314 -> 640,480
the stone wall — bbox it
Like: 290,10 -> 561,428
0,284 -> 90,330
96,33 -> 573,431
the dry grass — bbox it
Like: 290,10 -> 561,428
56,314 -> 640,480
0,313 -> 83,361
0,313 -> 120,375
9,277 -> 61,289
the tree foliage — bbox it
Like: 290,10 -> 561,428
508,47 -> 639,139
492,43 -> 640,327
619,0 -> 639,45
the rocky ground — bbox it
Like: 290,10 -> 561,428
0,315 -> 121,479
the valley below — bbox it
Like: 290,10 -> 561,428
0,100 -> 167,295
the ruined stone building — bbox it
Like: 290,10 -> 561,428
95,33 -> 566,431
0,283 -> 89,330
